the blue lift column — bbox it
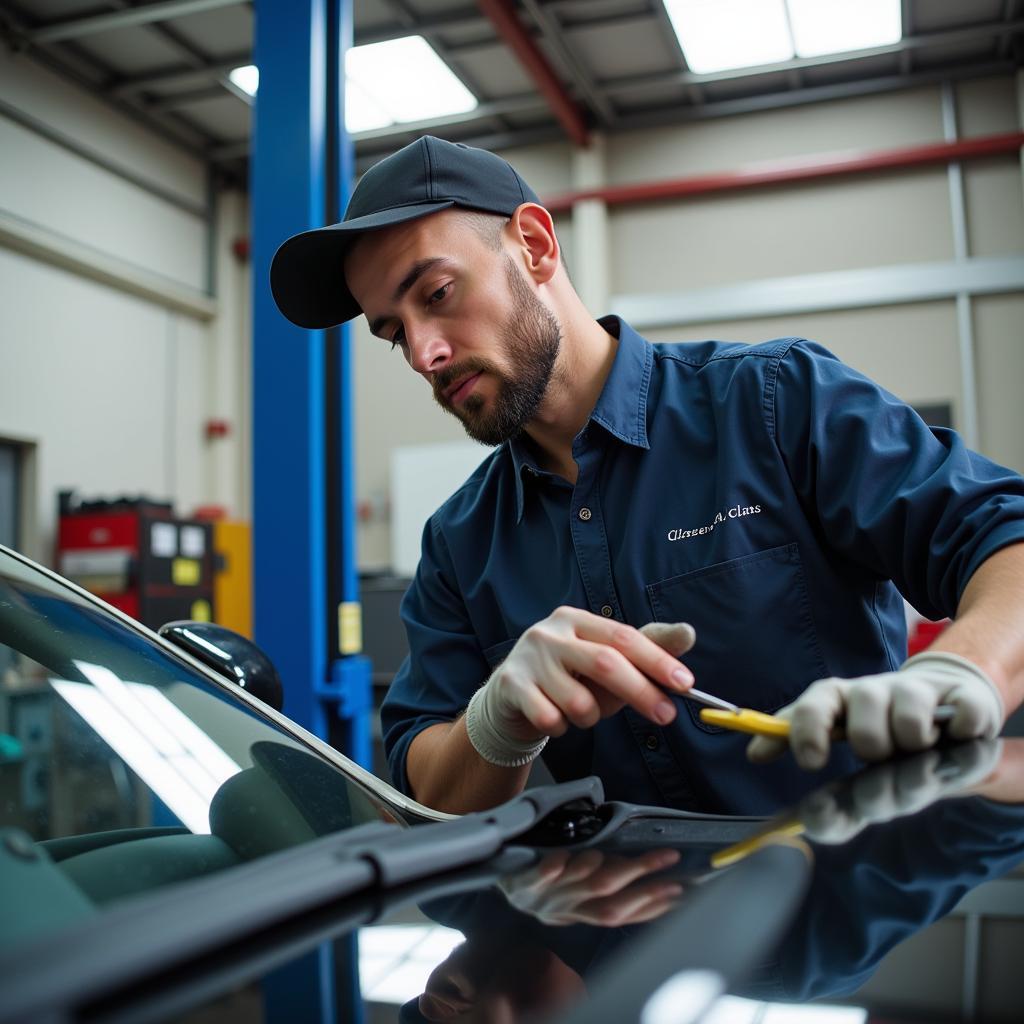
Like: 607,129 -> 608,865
252,0 -> 371,770
252,0 -> 368,1021
323,0 -> 373,773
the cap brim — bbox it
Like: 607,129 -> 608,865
270,200 -> 457,329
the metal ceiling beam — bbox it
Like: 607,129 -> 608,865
207,92 -> 548,160
355,123 -> 567,173
999,0 -> 1020,57
612,60 -> 1019,128
355,5 -> 486,46
900,0 -> 913,74
600,19 -> 1024,96
0,0 -> 214,154
110,51 -> 250,94
150,83 -> 232,110
519,0 -> 616,125
30,0 -> 245,44
645,0 -> 703,106
477,0 -> 590,147
350,94 -> 547,141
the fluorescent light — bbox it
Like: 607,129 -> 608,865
761,1003 -> 867,1023
345,36 -> 477,132
53,680 -> 213,834
358,924 -> 464,1004
788,0 -> 902,58
662,0 -> 903,74
699,997 -> 868,1024
663,0 -> 793,74
344,76 -> 395,134
641,969 -> 725,1024
229,64 -> 259,97
230,38 -> 477,134
58,663 -> 241,836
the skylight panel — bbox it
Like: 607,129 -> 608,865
662,0 -> 793,74
662,0 -> 903,74
230,37 -> 477,134
345,36 -> 477,132
787,0 -> 902,58
228,64 -> 258,96
344,76 -> 394,134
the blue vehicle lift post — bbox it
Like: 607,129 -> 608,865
251,0 -> 369,1020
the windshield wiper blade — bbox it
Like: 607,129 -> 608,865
0,777 -> 607,1023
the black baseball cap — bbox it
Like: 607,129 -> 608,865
270,135 -> 541,329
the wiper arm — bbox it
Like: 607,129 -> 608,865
0,777 -> 607,1024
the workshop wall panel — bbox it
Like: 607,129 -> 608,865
963,159 -> 1024,259
0,250 -> 207,559
494,141 -> 573,198
605,86 -> 945,185
973,294 -> 1024,475
644,301 -> 964,438
608,169 -> 955,295
0,116 -> 208,292
0,48 -> 206,207
956,75 -> 1020,136
352,316 -> 469,570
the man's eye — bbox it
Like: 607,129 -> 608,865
429,284 -> 450,304
390,328 -> 405,351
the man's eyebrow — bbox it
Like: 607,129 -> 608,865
368,257 -> 451,337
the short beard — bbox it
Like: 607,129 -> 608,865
432,256 -> 562,447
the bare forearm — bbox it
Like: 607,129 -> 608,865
930,541 -> 1024,717
406,717 -> 532,814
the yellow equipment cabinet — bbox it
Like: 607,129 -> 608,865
213,521 -> 252,639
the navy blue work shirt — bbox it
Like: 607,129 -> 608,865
382,317 -> 1024,814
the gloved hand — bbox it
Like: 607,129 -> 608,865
747,651 -> 1004,771
465,613 -> 696,767
798,740 -> 1002,844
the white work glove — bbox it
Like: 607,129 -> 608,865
798,739 -> 1002,844
465,613 -> 696,768
747,651 -> 1004,771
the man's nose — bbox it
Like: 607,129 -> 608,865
406,324 -> 452,375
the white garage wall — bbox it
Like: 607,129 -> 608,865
0,51 -> 247,563
353,74 -> 1024,569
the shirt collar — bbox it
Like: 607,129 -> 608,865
508,315 -> 653,523
588,315 -> 653,451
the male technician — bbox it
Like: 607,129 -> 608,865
271,136 -> 1024,815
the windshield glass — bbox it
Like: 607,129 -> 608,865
0,547 -> 402,937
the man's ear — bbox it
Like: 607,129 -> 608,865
509,203 -> 560,285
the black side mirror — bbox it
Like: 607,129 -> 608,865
158,621 -> 284,713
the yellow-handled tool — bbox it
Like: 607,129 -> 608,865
675,687 -> 793,737
699,707 -> 792,736
697,703 -> 956,738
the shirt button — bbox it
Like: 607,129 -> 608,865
645,734 -> 659,751
600,604 -> 614,618
578,507 -> 592,521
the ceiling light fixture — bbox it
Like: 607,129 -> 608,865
345,36 -> 477,133
662,0 -> 902,74
229,36 -> 477,134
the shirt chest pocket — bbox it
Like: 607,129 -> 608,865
646,543 -> 828,732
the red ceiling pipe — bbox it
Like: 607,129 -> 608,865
543,131 -> 1024,212
229,131 -> 1023,253
477,0 -> 590,148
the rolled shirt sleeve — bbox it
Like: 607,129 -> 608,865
381,516 -> 488,794
771,341 -> 1024,620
